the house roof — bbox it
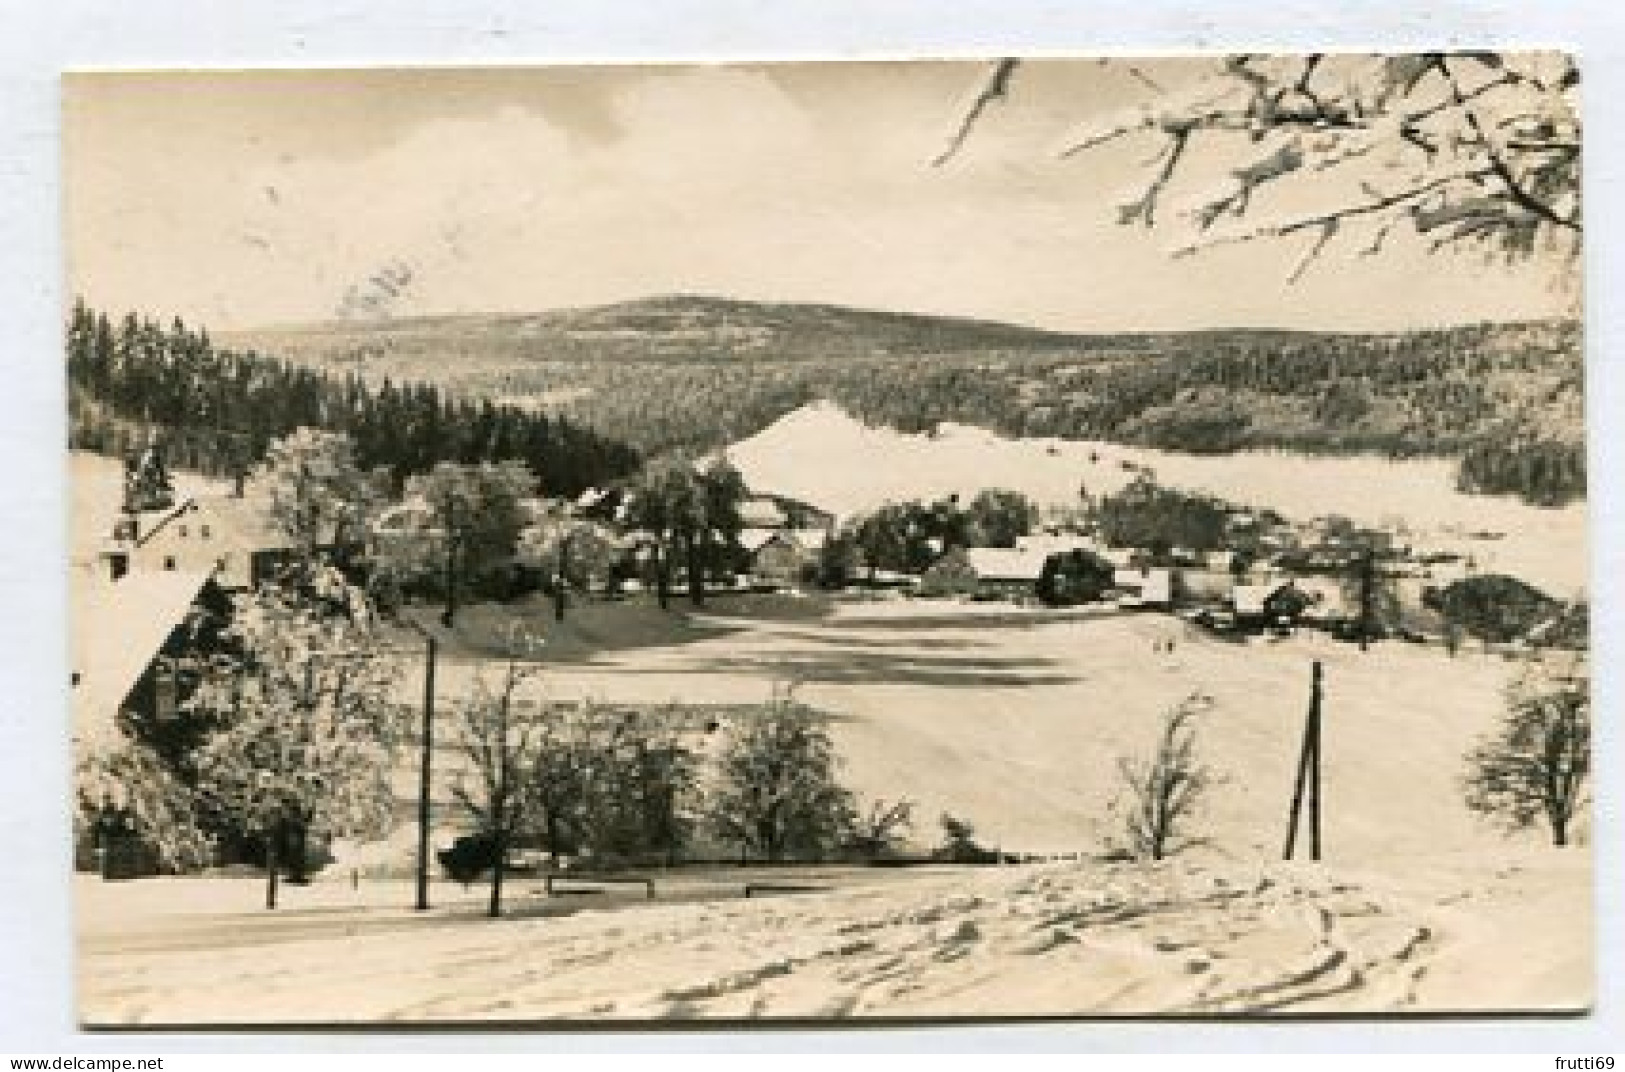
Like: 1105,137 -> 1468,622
72,568 -> 216,750
738,528 -> 784,553
1232,583 -> 1280,615
1016,533 -> 1100,557
738,498 -> 788,528
964,547 -> 1049,582
1115,567 -> 1172,603
741,527 -> 829,555
1101,547 -> 1137,568
789,527 -> 829,551
136,495 -> 306,555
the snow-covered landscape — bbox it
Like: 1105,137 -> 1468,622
728,403 -> 1589,597
62,53 -> 1595,1036
78,846 -> 1588,1023
76,597 -> 1591,1022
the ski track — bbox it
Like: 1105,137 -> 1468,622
82,860 -> 1486,1023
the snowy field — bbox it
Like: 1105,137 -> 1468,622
78,849 -> 1587,1022
727,403 -> 1589,597
77,600 -> 1592,1022
430,601 -> 1554,860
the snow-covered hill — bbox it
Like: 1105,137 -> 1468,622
726,402 -> 1588,596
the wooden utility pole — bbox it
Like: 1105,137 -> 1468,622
1283,661 -> 1324,861
414,633 -> 437,911
488,658 -> 521,919
1357,548 -> 1376,653
265,827 -> 280,910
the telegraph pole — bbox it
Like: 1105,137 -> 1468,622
1284,661 -> 1324,861
1357,548 -> 1376,653
414,632 -> 437,911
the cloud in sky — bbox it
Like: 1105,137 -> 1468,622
64,61 -> 1575,332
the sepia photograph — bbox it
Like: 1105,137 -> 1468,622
63,55 -> 1590,1025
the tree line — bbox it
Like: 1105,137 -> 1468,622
445,678 -> 880,915
67,300 -> 642,497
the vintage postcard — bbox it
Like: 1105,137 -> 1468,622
66,57 -> 1589,1024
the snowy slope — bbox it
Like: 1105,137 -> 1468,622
78,847 -> 1589,1022
725,403 -> 1588,596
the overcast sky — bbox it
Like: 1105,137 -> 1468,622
64,60 -> 1576,333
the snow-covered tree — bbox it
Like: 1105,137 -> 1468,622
626,457 -> 702,610
184,580 -> 411,908
516,501 -> 624,621
1464,657 -> 1590,847
694,458 -> 748,605
76,737 -> 213,873
939,53 -> 1580,278
706,687 -> 855,864
1111,692 -> 1217,861
626,455 -> 748,609
531,703 -> 703,868
248,428 -> 383,559
844,797 -> 914,862
390,460 -> 534,625
966,488 -> 1038,548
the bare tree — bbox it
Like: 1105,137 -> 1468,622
844,797 -> 914,861
1464,658 -> 1590,847
938,53 -> 1580,277
1113,692 -> 1216,861
449,630 -> 546,916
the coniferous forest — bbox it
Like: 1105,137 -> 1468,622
65,300 -> 641,495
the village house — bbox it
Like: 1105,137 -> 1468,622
1232,579 -> 1315,631
921,547 -> 1049,599
1112,566 -> 1173,611
72,568 -> 225,739
72,567 -> 229,877
739,527 -> 828,588
98,495 -> 307,590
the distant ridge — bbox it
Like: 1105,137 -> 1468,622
223,292 -> 1573,370
221,292 -> 1134,368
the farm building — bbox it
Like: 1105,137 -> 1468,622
72,566 -> 235,873
738,528 -> 829,587
921,547 -> 1049,598
1112,567 -> 1173,610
